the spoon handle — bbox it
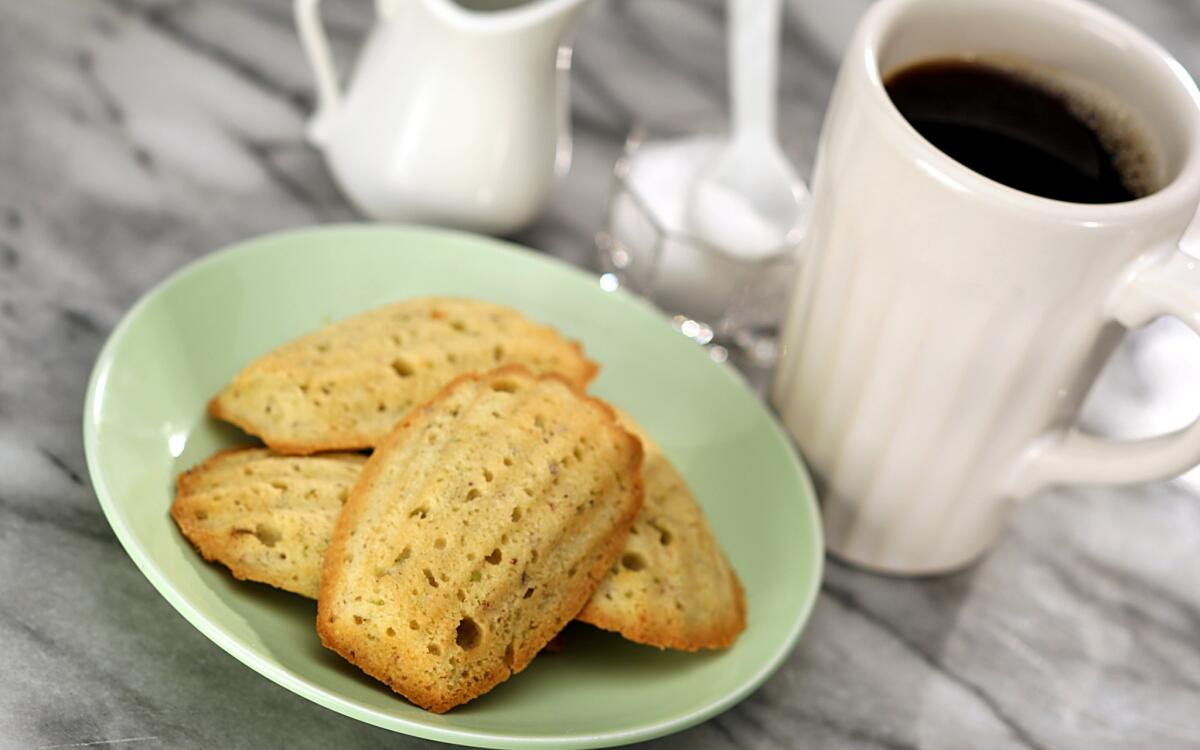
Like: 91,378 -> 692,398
729,0 -> 782,141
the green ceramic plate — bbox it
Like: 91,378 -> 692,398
83,225 -> 823,749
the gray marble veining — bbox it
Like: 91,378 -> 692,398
2,0 -> 1200,748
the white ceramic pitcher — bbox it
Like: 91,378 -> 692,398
294,0 -> 590,233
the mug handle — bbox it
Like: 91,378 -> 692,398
1009,247 -> 1200,497
294,0 -> 342,142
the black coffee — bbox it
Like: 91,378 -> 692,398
884,59 -> 1151,203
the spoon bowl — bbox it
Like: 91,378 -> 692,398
689,137 -> 806,258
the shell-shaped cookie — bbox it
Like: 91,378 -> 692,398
171,448 -> 366,598
575,409 -> 746,651
317,367 -> 643,713
209,298 -> 598,454
173,415 -> 746,650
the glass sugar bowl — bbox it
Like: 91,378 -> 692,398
596,125 -> 805,367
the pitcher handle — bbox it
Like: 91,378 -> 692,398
294,0 -> 341,143
1009,247 -> 1200,497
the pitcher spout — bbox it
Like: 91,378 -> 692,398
527,0 -> 593,44
422,0 -> 592,48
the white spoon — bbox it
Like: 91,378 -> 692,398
687,0 -> 806,258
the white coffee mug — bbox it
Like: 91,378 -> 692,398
771,0 -> 1200,575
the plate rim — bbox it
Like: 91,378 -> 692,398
82,223 -> 824,749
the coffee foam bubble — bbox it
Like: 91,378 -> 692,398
975,54 -> 1162,198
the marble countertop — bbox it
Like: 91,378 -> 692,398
3,0 -> 1200,747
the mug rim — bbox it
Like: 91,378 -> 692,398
857,0 -> 1200,224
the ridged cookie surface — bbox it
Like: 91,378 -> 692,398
317,367 -> 643,713
210,298 -> 598,454
174,416 -> 745,649
575,410 -> 746,650
171,448 -> 366,598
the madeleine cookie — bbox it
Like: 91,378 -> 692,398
174,414 -> 745,649
317,367 -> 643,713
210,298 -> 598,454
171,448 -> 366,598
576,409 -> 746,650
